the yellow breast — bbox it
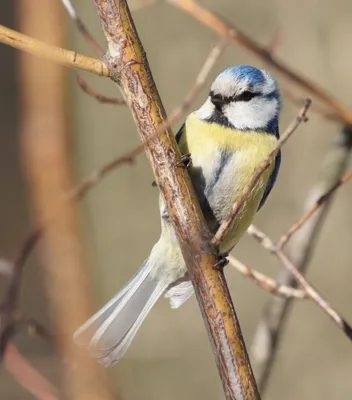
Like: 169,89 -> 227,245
179,113 -> 278,251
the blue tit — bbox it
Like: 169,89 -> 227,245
74,65 -> 282,366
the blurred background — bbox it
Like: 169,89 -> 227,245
1,0 -> 352,399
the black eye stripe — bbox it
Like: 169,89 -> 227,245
210,90 -> 260,104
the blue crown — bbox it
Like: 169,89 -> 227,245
219,65 -> 265,86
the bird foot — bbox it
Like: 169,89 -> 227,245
213,252 -> 229,271
177,153 -> 192,168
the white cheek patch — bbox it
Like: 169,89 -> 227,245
224,98 -> 278,130
195,97 -> 215,120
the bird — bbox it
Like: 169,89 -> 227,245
74,65 -> 282,367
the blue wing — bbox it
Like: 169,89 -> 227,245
258,150 -> 281,210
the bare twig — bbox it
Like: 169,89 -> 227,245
248,225 -> 352,339
250,125 -> 352,390
62,0 -> 103,56
166,37 -> 227,126
4,343 -> 61,400
213,99 -> 311,245
227,255 -> 306,299
0,24 -> 108,76
169,0 -> 352,126
283,88 -> 340,122
76,76 -> 125,104
93,0 -> 260,398
278,169 -> 352,249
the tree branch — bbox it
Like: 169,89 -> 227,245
248,225 -> 352,339
0,23 -> 108,76
277,168 -> 352,249
92,0 -> 260,398
228,256 -> 306,300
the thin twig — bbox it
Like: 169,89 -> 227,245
227,255 -> 306,299
4,343 -> 61,400
62,0 -> 103,56
0,24 -> 108,76
169,0 -> 352,126
213,99 -> 311,245
248,224 -> 352,340
283,87 -> 340,122
278,169 -> 352,249
76,76 -> 125,104
166,37 -> 227,126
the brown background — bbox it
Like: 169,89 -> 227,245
1,0 -> 352,399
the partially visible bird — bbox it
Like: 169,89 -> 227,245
74,65 -> 281,367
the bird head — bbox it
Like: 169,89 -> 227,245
196,65 -> 281,132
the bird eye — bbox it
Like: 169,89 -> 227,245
237,91 -> 257,102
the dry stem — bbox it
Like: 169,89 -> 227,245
228,256 -> 306,299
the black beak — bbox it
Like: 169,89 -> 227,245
210,95 -> 227,111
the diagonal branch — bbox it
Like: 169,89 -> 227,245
228,256 -> 306,300
168,0 -> 352,126
213,100 -> 311,245
277,168 -> 352,249
92,0 -> 260,398
248,225 -> 352,340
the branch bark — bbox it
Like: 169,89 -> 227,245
92,0 -> 260,398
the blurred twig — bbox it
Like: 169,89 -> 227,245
76,75 -> 126,104
61,0 -> 103,56
168,0 -> 352,126
283,88 -> 340,122
277,168 -> 352,249
213,99 -> 311,245
228,256 -> 306,299
4,343 -> 61,400
250,125 -> 352,391
248,225 -> 352,339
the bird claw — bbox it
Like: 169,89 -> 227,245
177,153 -> 192,168
213,252 -> 229,271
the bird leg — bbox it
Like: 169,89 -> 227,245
177,153 -> 192,168
213,252 -> 229,271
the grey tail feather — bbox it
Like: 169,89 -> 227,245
73,259 -> 167,367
